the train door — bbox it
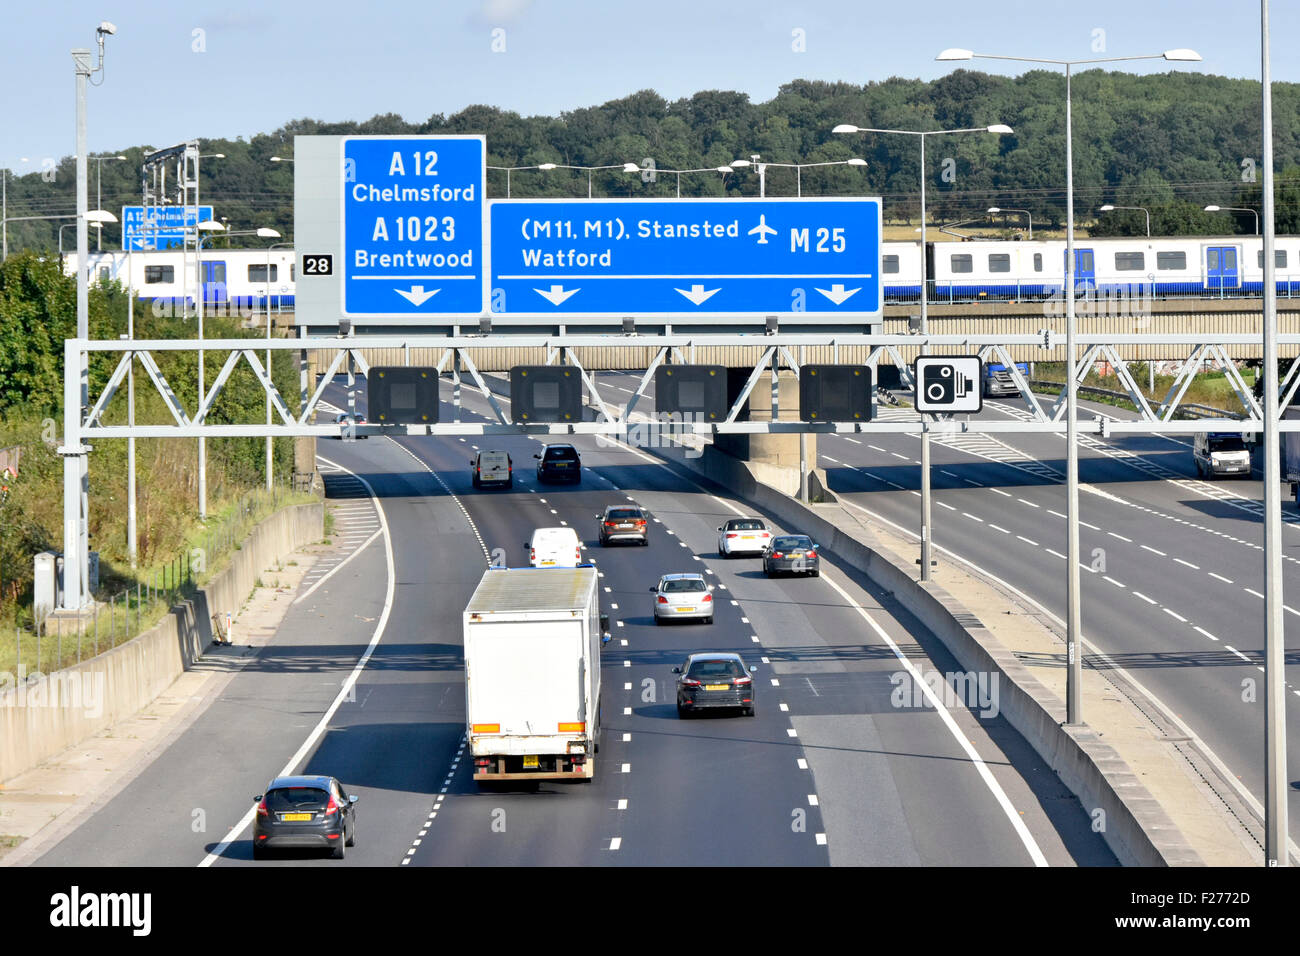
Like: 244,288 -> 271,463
1205,245 -> 1239,291
202,260 -> 228,308
1064,247 -> 1096,295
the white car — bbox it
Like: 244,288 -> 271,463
717,518 -> 772,557
526,527 -> 583,568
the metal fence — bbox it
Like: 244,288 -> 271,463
3,479 -> 304,681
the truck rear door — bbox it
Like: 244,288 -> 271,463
469,623 -> 583,743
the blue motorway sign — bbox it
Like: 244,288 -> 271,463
341,135 -> 486,316
489,198 -> 880,316
122,205 -> 214,250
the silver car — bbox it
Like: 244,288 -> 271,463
651,573 -> 714,625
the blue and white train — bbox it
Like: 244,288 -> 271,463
64,248 -> 297,311
65,233 -> 1300,311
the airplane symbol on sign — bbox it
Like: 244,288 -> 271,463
747,215 -> 777,244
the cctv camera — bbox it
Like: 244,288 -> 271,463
97,21 -> 117,35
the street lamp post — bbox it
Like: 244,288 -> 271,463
486,163 -> 559,198
1204,204 -> 1260,235
548,164 -> 641,199
629,165 -> 732,198
936,45 -> 1202,726
834,122 -> 1013,576
987,206 -> 1033,239
194,153 -> 224,521
752,158 -> 868,198
92,154 -> 126,251
1098,204 -> 1151,237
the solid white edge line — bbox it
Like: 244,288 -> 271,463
200,455 -> 397,867
816,566 -> 1049,867
838,495 -> 1300,864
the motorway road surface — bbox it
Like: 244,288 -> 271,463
29,377 -> 1115,867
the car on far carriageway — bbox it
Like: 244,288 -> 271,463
674,652 -> 757,717
762,534 -> 820,578
717,517 -> 771,557
598,504 -> 649,546
252,775 -> 358,860
651,572 -> 714,625
332,412 -> 368,439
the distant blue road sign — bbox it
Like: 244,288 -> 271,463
489,198 -> 881,317
341,136 -> 486,317
121,205 -> 214,250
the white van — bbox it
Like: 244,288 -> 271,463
471,450 -> 512,488
526,527 -> 583,568
1193,432 -> 1251,479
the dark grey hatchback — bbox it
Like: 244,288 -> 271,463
253,775 -> 358,860
762,534 -> 820,578
674,652 -> 757,717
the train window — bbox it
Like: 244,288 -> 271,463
1114,252 -> 1145,271
950,254 -> 973,274
1156,251 -> 1187,270
882,255 -> 899,274
988,254 -> 1010,273
1257,250 -> 1287,268
144,265 -> 174,284
248,264 -> 279,282
290,263 -> 296,281
1033,254 -> 1042,272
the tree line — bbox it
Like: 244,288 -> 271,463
5,68 -> 1300,252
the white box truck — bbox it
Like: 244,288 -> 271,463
463,567 -> 607,783
1285,406 -> 1300,505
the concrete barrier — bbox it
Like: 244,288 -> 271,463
0,502 -> 323,784
664,445 -> 1200,866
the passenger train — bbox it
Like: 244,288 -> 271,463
63,234 -> 1300,310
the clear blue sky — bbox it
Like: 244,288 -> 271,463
0,0 -> 1293,170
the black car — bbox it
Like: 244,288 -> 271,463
598,505 -> 648,546
253,775 -> 358,860
535,443 -> 581,483
674,652 -> 756,717
763,534 -> 820,577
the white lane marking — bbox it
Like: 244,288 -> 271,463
202,456 -> 397,867
1140,545 -> 1167,556
797,757 -> 807,769
1078,520 -> 1100,531
1244,588 -> 1265,599
1016,535 -> 1039,547
1163,608 -> 1187,623
623,707 -> 632,715
1173,558 -> 1200,570
621,763 -> 631,773
1104,576 -> 1125,588
938,501 -> 957,511
941,470 -> 959,478
815,565 -> 1049,867
1045,549 -> 1066,560
779,703 -> 789,712
807,795 -> 819,806
1132,591 -> 1158,605
771,678 -> 780,686
837,494 -> 1300,864
990,489 -> 1013,498
1224,645 -> 1252,663
1018,498 -> 1039,508
843,437 -> 861,444
787,728 -> 798,737
292,530 -> 382,605
618,798 -> 628,809
1048,510 -> 1067,519
890,452 -> 910,461
1209,573 -> 1234,584
988,524 -> 1011,534
868,445 -> 887,453
1194,626 -> 1218,641
815,833 -> 828,846
823,456 -> 840,463
622,733 -> 631,742
1107,532 -> 1132,542
963,513 -> 984,523
609,837 -> 622,851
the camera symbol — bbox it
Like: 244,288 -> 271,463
922,364 -> 974,406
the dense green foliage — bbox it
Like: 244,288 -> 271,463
6,69 -> 1300,251
0,252 -> 299,615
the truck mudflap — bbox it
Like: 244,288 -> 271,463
473,754 -> 595,782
